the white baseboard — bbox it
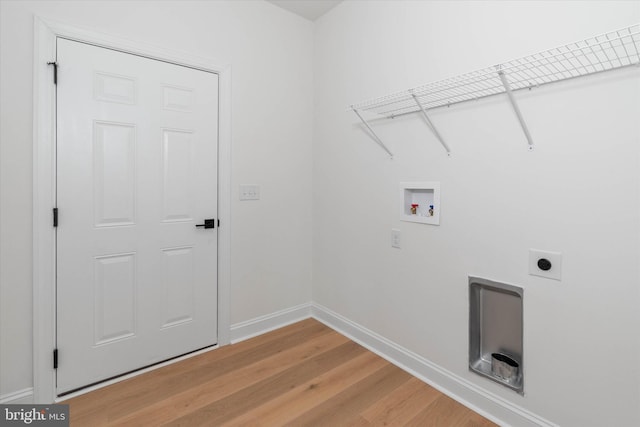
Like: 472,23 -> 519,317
311,302 -> 557,427
230,302 -> 312,344
0,388 -> 34,404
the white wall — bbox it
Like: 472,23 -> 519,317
313,1 -> 640,426
3,1 -> 639,423
0,0 -> 313,399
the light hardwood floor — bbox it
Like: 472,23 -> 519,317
64,319 -> 498,426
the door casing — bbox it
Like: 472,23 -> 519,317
32,16 -> 232,403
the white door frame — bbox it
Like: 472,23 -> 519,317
32,16 -> 231,403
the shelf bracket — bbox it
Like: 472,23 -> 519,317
352,107 -> 393,158
498,70 -> 534,149
410,92 -> 451,155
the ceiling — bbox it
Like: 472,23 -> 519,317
266,0 -> 343,21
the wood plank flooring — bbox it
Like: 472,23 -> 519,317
64,319 -> 497,426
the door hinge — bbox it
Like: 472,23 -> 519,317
53,349 -> 58,369
217,219 -> 220,228
53,208 -> 58,227
47,61 -> 57,84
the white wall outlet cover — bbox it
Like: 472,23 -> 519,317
529,249 -> 562,281
391,229 -> 401,249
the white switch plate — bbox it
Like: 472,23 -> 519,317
529,249 -> 562,281
239,185 -> 260,201
391,229 -> 401,249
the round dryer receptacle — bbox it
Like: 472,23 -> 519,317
537,258 -> 552,271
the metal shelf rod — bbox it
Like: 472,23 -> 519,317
411,93 -> 451,155
498,70 -> 534,149
352,107 -> 393,158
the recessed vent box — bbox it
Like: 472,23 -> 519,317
469,276 -> 524,394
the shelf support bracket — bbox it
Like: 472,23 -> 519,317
410,92 -> 451,155
498,70 -> 534,149
351,107 -> 393,158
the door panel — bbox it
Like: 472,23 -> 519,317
161,128 -> 195,222
161,246 -> 195,328
56,38 -> 218,393
93,253 -> 137,345
93,121 -> 137,227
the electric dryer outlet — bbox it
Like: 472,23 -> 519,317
529,249 -> 562,281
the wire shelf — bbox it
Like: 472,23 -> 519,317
351,24 -> 640,119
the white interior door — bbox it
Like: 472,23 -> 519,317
56,38 -> 219,394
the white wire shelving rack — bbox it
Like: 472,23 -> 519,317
350,23 -> 640,158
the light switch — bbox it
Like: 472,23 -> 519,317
239,185 -> 260,201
